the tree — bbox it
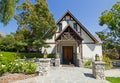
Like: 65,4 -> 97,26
0,0 -> 19,25
99,1 -> 120,59
99,1 -> 120,44
96,30 -> 120,59
14,0 -> 57,52
14,28 -> 28,52
0,35 -> 15,51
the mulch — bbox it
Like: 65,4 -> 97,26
0,73 -> 38,83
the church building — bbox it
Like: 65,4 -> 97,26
42,11 -> 102,67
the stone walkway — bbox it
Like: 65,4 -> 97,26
10,67 -> 110,83
105,69 -> 120,77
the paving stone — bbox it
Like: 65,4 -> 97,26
53,79 -> 66,83
10,67 -> 111,83
75,80 -> 86,83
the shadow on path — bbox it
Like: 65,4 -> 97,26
84,73 -> 95,79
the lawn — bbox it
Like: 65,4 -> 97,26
106,77 -> 120,83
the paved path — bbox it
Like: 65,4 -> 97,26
10,67 -> 110,83
105,69 -> 120,77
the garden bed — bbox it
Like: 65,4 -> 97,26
0,73 -> 38,83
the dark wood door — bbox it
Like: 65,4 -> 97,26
63,46 -> 73,64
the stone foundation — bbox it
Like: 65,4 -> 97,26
92,61 -> 105,80
76,53 -> 83,67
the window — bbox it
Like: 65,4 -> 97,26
73,23 -> 77,31
58,23 -> 62,32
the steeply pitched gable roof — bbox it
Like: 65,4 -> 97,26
57,10 -> 98,43
55,25 -> 83,41
93,34 -> 102,44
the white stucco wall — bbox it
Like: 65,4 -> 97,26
42,44 -> 56,54
82,44 -> 102,59
46,35 -> 55,43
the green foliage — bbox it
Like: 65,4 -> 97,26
0,0 -> 57,53
0,63 -> 7,75
0,0 -> 19,25
84,59 -> 92,68
0,35 -> 15,51
0,34 -> 27,52
23,60 -> 37,74
8,59 -> 25,73
47,53 -> 56,58
14,0 -> 57,51
0,52 -> 37,75
99,1 -> 120,47
18,52 -> 44,58
18,53 -> 55,58
84,60 -> 91,66
0,52 -> 17,64
106,77 -> 120,83
99,2 -> 120,32
105,48 -> 119,60
102,55 -> 111,69
96,30 -> 120,59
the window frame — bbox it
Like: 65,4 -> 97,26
58,23 -> 62,32
73,23 -> 77,31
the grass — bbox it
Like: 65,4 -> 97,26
0,51 -> 18,62
106,77 -> 120,83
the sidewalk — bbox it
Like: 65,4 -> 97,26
10,67 -> 111,83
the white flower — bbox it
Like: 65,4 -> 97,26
14,59 -> 18,62
16,63 -> 18,66
20,62 -> 23,64
0,54 -> 3,56
2,64 -> 5,67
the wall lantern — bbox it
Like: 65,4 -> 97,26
43,49 -> 47,58
95,54 -> 100,61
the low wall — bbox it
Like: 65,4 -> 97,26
35,58 -> 60,76
92,61 -> 105,80
35,58 -> 51,76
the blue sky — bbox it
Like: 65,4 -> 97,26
0,0 -> 116,34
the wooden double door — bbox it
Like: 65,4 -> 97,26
63,46 -> 73,64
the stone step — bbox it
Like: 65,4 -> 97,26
62,64 -> 75,67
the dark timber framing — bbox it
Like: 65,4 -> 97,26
56,10 -> 98,43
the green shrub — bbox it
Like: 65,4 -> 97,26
8,59 -> 37,74
84,59 -> 92,68
47,53 -> 56,58
8,59 -> 25,73
102,55 -> 111,69
0,63 -> 7,76
0,52 -> 37,75
18,52 -> 44,58
23,60 -> 37,74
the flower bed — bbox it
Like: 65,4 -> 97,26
0,52 -> 37,76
